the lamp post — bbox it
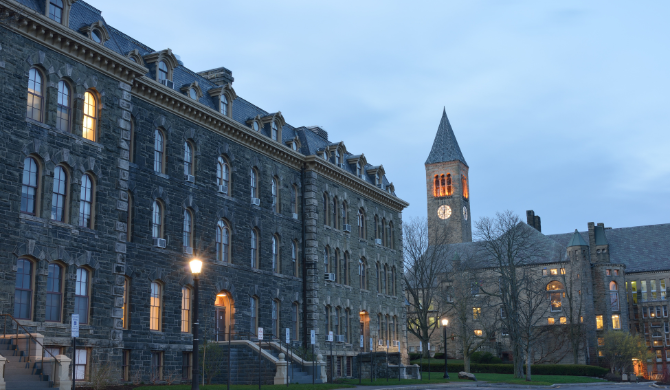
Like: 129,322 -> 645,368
189,259 -> 203,390
441,318 -> 449,379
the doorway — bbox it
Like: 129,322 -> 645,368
359,311 -> 370,351
214,291 -> 233,341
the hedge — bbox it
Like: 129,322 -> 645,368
418,362 -> 608,377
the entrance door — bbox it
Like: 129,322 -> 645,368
216,308 -> 226,341
360,312 -> 370,351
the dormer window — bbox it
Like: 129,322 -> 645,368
144,50 -> 179,88
375,174 -> 379,185
189,88 -> 197,100
271,121 -> 278,141
80,21 -> 110,44
91,30 -> 102,43
356,162 -> 361,176
221,95 -> 228,115
49,0 -> 63,23
158,62 -> 168,82
336,150 -> 341,164
253,122 -> 259,131
209,83 -> 236,118
292,143 -> 297,151
180,82 -> 203,101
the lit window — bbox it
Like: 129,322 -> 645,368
78,174 -> 93,228
597,337 -> 604,346
56,80 -> 71,131
560,268 -> 566,275
153,130 -> 164,173
598,350 -> 603,357
547,281 -> 564,312
612,314 -> 621,330
632,281 -> 638,304
74,268 -> 90,324
473,307 -> 481,320
20,157 -> 39,215
82,92 -> 97,141
122,278 -> 130,329
181,287 -> 191,333
474,329 -> 483,336
49,0 -> 64,23
216,220 -> 230,263
559,316 -> 567,324
46,263 -> 63,322
152,201 -> 162,239
596,315 -> 603,330
150,282 -> 162,331
14,259 -> 33,319
550,269 -> 558,275
27,68 -> 44,121
547,317 -> 555,325
462,175 -> 469,199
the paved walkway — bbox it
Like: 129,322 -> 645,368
350,381 -> 657,390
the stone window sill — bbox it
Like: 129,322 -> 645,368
155,172 -> 170,179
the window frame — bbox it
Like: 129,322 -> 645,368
183,209 -> 194,250
152,200 -> 164,239
126,191 -> 133,242
56,80 -> 72,132
153,129 -> 166,174
45,262 -> 64,322
217,157 -> 231,195
272,299 -> 280,339
21,156 -> 40,216
78,173 -> 95,228
216,220 -> 231,263
27,67 -> 45,122
251,228 -> 259,269
250,296 -> 259,335
272,177 -> 280,213
181,286 -> 192,333
272,234 -> 280,274
74,267 -> 91,324
122,277 -> 130,329
250,168 -> 259,199
184,141 -> 194,178
150,281 -> 163,331
82,91 -> 98,142
48,0 -> 64,23
14,258 -> 34,320
51,165 -> 69,222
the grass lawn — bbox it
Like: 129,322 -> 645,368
341,372 -> 606,387
135,385 -> 353,390
410,359 -> 465,364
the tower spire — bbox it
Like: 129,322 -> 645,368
425,108 -> 467,166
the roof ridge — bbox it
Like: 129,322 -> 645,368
106,24 -> 154,53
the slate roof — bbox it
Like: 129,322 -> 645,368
425,108 -> 468,166
19,0 -> 399,195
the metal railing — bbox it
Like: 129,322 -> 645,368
1,313 -> 60,385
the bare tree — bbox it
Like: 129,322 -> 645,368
516,267 -> 552,381
556,252 -> 586,364
403,217 -> 453,358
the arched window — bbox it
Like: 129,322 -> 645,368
292,184 -> 298,215
446,174 -> 452,195
184,142 -> 194,178
272,299 -> 280,338
252,121 -> 259,131
610,281 -> 619,311
251,229 -> 259,269
343,252 -> 350,286
189,88 -> 197,100
382,218 -> 387,246
272,177 -> 279,213
376,263 -> 381,293
332,197 -> 338,229
323,193 -> 329,225
324,247 -> 330,274
27,68 -> 44,121
122,277 -> 130,329
389,221 -> 395,249
546,281 -> 564,312
220,95 -> 228,116
345,309 -> 351,343
391,267 -> 396,295
217,157 -> 230,195
21,157 -> 39,215
342,201 -> 348,226
334,249 -> 340,283
154,129 -> 165,173
152,201 -> 163,239
181,286 -> 191,333
462,175 -> 469,199
82,91 -> 97,141
335,307 -> 341,336
292,240 -> 298,277
51,166 -> 68,222
271,121 -> 278,141
216,220 -> 230,263
250,168 -> 258,199
158,61 -> 169,82
382,265 -> 388,294
79,174 -> 94,228
359,258 -> 366,289
129,118 -> 135,163
46,263 -> 63,322
292,302 -> 300,341
183,209 -> 193,249
150,281 -> 162,331
356,162 -> 361,176
14,259 -> 33,320
272,235 -> 280,273
56,80 -> 71,131
49,0 -> 64,23
374,215 -> 379,239
75,268 -> 90,324
250,296 -> 259,334
325,306 -> 331,335
358,209 -> 366,239
126,191 -> 133,242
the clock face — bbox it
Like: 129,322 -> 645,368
463,206 -> 468,221
437,205 -> 452,220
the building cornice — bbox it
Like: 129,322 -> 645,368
0,0 -> 147,83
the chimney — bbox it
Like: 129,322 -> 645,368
526,210 -> 541,232
197,66 -> 234,86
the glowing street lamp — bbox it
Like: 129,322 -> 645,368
189,259 -> 202,390
441,318 -> 449,379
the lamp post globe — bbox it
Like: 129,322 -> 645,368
189,259 -> 202,390
441,318 -> 449,379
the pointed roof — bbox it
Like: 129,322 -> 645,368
594,225 -> 609,246
568,229 -> 589,247
425,108 -> 468,166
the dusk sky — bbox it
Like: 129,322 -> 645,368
94,0 -> 670,235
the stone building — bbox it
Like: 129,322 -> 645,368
0,0 -> 408,384
409,109 -> 670,376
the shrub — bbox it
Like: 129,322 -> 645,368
470,351 -> 502,364
604,372 -> 621,382
418,362 -> 609,377
408,353 -> 423,361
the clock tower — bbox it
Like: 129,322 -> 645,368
425,109 -> 472,245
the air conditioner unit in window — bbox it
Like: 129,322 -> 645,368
324,273 -> 335,282
376,184 -> 384,189
343,224 -> 351,233
336,335 -> 345,343
378,340 -> 384,346
160,79 -> 174,89
251,197 -> 260,206
153,238 -> 166,248
218,185 -> 228,194
375,238 -> 382,245
292,213 -> 299,220
183,246 -> 193,255
186,174 -> 195,183
337,163 -> 346,169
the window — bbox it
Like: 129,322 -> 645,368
122,350 -> 131,381
292,240 -> 298,277
382,265 -> 387,294
326,306 -> 332,335
332,197 -> 338,229
183,210 -> 193,249
612,314 -> 621,330
74,268 -> 90,324
82,91 -> 97,141
217,157 -> 230,195
606,269 -> 611,276
358,208 -> 366,238
474,329 -> 483,336
341,201 -> 348,226
324,247 -> 330,274
153,130 -> 165,173
335,307 -> 341,336
150,351 -> 163,381
150,282 -> 162,331
560,268 -> 566,275
462,175 -> 469,199
359,258 -> 366,289
184,142 -> 194,177
14,259 -> 33,319
251,229 -> 259,268
433,174 -> 452,197
216,220 -> 230,263
74,348 -> 88,381
152,201 -> 163,239
642,281 -> 648,302
391,266 -> 395,295
473,307 -> 481,320
220,95 -> 228,116
374,215 -> 379,239
252,121 -> 259,131
546,281 -> 564,312
129,118 -> 135,163
27,68 -> 44,121
189,88 -> 197,100
559,316 -> 567,324
272,177 -> 279,212
614,269 -> 619,276
158,61 -> 168,82
547,317 -> 555,325
250,168 -> 258,199
343,252 -> 350,286
272,299 -> 280,338
652,280 -> 658,300
181,352 -> 192,380
126,192 -> 133,242
662,280 -> 667,300
21,157 -> 39,215
610,281 -> 619,311
323,193 -> 329,225
596,315 -> 603,330
550,269 -> 558,275
250,296 -> 258,334
46,263 -> 63,322
632,281 -> 638,304
375,263 -> 380,292
272,235 -> 280,273
56,80 -> 71,131
51,166 -> 67,221
271,121 -> 278,141
91,29 -> 102,43
345,309 -> 351,342
389,222 -> 395,249
181,287 -> 191,333
49,0 -> 64,23
334,249 -> 340,283
79,174 -> 94,228
542,268 -> 547,276
292,302 -> 300,341
122,278 -> 130,329
292,184 -> 298,215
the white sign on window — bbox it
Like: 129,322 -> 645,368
310,329 -> 316,345
428,342 -> 431,351
419,342 -> 423,352
369,337 -> 373,350
360,335 -> 364,348
286,328 -> 290,344
328,331 -> 333,342
258,327 -> 264,340
71,314 -> 80,338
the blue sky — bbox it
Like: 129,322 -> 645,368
94,0 -> 670,234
